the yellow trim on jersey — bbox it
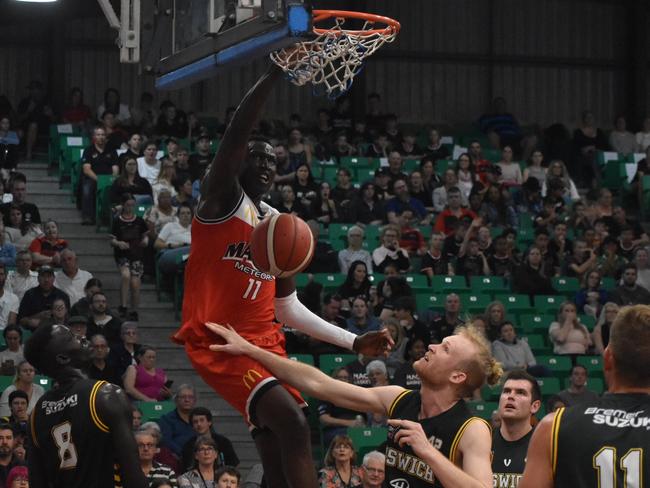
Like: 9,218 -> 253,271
550,407 -> 565,477
388,389 -> 412,418
450,417 -> 491,465
30,410 -> 39,448
89,381 -> 110,433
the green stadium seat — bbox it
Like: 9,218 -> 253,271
469,401 -> 499,420
311,274 -> 345,290
328,223 -> 354,243
518,314 -> 554,335
601,277 -> 617,291
516,228 -> 535,246
430,275 -> 468,293
288,354 -> 315,366
319,354 -> 357,375
483,148 -> 501,163
435,159 -> 455,175
403,275 -> 429,291
347,427 -> 388,459
533,295 -> 562,315
523,334 -> 551,355
494,294 -> 532,314
518,212 -> 534,230
340,156 -> 379,171
320,166 -> 340,186
576,355 -> 604,377
460,294 -> 492,313
536,355 -> 573,378
417,225 -> 432,240
480,383 -> 502,401
403,159 -> 421,172
294,274 -> 311,289
135,204 -> 152,218
0,376 -> 13,391
95,175 -> 116,231
470,276 -> 508,294
536,377 -> 561,397
602,160 -> 628,191
579,315 -> 596,330
563,377 -> 605,394
489,226 -> 504,239
356,168 -> 378,184
416,293 -> 446,312
552,277 -> 580,296
137,401 -> 175,422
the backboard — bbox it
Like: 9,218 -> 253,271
155,0 -> 313,90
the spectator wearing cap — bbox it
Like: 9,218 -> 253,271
68,315 -> 88,339
87,333 -> 123,387
189,135 -> 213,182
0,326 -> 24,374
180,407 -> 240,472
29,219 -> 68,268
338,226 -> 373,275
3,251 -> 37,302
17,265 -> 69,330
80,126 -> 119,225
0,172 -> 42,227
0,264 -> 18,330
138,141 -> 162,185
86,291 -> 122,344
386,178 -> 429,226
54,249 -> 93,305
352,181 -> 385,225
158,384 -> 198,457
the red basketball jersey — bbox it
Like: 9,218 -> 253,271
174,192 -> 279,344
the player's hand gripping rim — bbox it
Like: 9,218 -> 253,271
206,322 -> 253,355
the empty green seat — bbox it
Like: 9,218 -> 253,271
552,277 -> 580,295
320,166 -> 340,185
523,334 -> 550,354
288,354 -> 315,366
536,377 -> 561,397
536,355 -> 573,378
435,159 -> 455,175
533,295 -> 562,315
469,401 -> 499,420
576,355 -> 603,376
295,274 -> 311,289
0,376 -> 14,391
495,294 -> 532,314
470,276 -> 508,294
480,383 -> 502,401
35,375 -> 52,391
311,274 -> 345,290
415,293 -> 446,312
340,156 -> 378,170
137,401 -> 175,422
348,427 -> 388,459
403,159 -> 421,172
518,314 -> 554,335
460,294 -> 492,313
579,315 -> 596,330
430,275 -> 468,293
403,275 -> 429,291
319,354 -> 357,375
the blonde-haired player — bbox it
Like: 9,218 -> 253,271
207,322 -> 502,488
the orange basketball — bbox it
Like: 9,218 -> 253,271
250,213 -> 315,278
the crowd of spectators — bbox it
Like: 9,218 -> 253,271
1,81 -> 650,486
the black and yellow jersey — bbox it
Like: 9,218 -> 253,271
491,427 -> 533,488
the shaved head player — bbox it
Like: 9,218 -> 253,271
172,63 -> 391,487
207,321 -> 503,488
520,304 -> 650,488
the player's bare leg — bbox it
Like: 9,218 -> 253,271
253,385 -> 317,488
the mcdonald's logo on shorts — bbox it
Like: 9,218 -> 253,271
242,369 -> 263,390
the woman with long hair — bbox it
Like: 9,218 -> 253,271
455,152 -> 475,201
337,260 -> 372,308
592,302 -> 619,355
522,149 -> 546,183
318,435 -> 362,488
484,301 -> 507,342
480,186 -> 518,228
548,301 -> 592,355
353,181 -> 385,225
291,163 -> 319,208
496,145 -> 523,187
152,159 -> 178,204
0,360 -> 44,416
512,246 -> 555,298
3,204 -> 42,252
542,160 -> 580,202
310,181 -> 338,225
110,157 -> 153,207
419,156 -> 440,198
575,269 -> 608,317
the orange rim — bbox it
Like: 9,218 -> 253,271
312,9 -> 401,37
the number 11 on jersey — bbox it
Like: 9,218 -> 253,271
243,279 -> 262,300
593,447 -> 643,488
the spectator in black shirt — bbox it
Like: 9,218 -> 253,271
189,135 -> 213,182
320,293 -> 347,329
156,101 -> 188,139
428,293 -> 463,343
373,167 -> 392,201
563,239 -> 597,282
17,265 -> 70,331
86,292 -> 122,344
108,321 -> 142,379
117,133 -> 143,171
617,225 -> 637,262
443,217 -> 470,259
0,423 -> 24,487
512,246 -> 555,299
385,151 -> 408,195
317,368 -> 365,447
383,114 -> 402,149
87,333 -> 122,386
175,147 -> 193,184
534,228 -> 560,277
353,181 -> 385,226
110,157 -> 153,207
330,168 -> 358,214
423,127 -> 450,161
456,238 -> 490,281
303,220 -> 338,274
371,225 -> 410,274
392,337 -> 426,390
548,221 -> 573,261
277,185 -> 309,220
80,126 -> 119,225
330,97 -> 353,134
364,92 -> 385,138
488,235 -> 516,278
364,133 -> 389,159
609,263 -> 650,306
393,296 -> 429,344
16,80 -> 54,161
420,232 -> 453,284
102,110 -> 128,152
398,132 -> 424,159
0,173 -> 41,227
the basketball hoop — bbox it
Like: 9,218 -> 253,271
270,10 -> 400,99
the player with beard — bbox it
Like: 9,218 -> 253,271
206,321 -> 502,488
24,323 -> 147,488
172,64 -> 391,487
520,304 -> 650,488
491,370 -> 541,488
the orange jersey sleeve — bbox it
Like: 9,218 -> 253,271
173,192 -> 280,345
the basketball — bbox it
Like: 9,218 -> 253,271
249,213 -> 315,278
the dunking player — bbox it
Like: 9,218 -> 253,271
172,64 -> 391,487
24,324 -> 147,488
207,321 -> 503,488
491,370 -> 541,488
520,304 -> 650,488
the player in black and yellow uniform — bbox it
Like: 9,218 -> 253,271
491,370 -> 541,488
205,321 -> 503,488
24,323 -> 147,488
520,304 -> 650,488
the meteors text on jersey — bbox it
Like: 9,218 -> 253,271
222,241 -> 274,281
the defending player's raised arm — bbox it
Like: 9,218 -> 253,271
199,64 -> 283,220
518,412 -> 556,488
95,383 -> 149,488
207,322 -> 402,414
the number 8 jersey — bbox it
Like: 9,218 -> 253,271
553,393 -> 650,488
29,379 -> 119,488
174,192 -> 279,346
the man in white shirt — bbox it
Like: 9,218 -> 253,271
54,249 -> 93,305
0,264 -> 19,329
137,141 -> 161,185
4,250 -> 38,302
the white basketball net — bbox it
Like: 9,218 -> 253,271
270,16 -> 399,99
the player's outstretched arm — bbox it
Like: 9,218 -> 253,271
518,413 -> 555,488
390,418 -> 493,488
198,64 -> 283,220
207,322 -> 403,414
95,383 -> 149,488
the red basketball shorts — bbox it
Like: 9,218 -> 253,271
184,328 -> 305,431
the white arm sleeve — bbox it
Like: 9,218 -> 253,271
275,292 -> 357,351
